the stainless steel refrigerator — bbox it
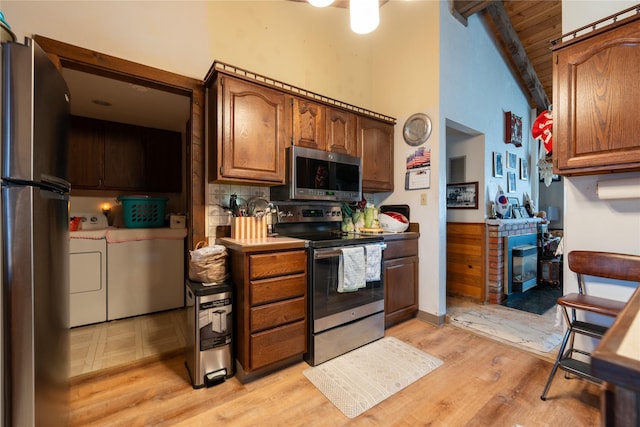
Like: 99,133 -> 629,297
1,38 -> 71,426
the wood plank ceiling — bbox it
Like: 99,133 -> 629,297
451,0 -> 562,112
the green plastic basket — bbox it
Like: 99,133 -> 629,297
118,196 -> 168,228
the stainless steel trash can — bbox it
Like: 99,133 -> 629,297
185,279 -> 234,388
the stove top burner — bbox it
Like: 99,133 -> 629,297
272,202 -> 384,248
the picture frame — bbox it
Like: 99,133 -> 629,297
519,158 -> 529,180
507,151 -> 517,169
507,171 -> 516,193
513,207 -> 522,219
493,152 -> 504,177
446,182 -> 479,209
507,197 -> 519,208
519,207 -> 529,218
504,111 -> 523,147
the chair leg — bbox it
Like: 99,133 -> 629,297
541,326 -> 573,401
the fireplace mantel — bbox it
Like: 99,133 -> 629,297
486,217 -> 544,226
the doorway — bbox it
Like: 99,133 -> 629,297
34,35 -> 206,248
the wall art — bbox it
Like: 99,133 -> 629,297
504,111 -> 523,147
446,182 -> 478,209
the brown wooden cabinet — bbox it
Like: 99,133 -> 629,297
552,16 -> 640,176
383,233 -> 419,327
446,222 -> 485,301
207,74 -> 287,184
227,246 -> 307,382
69,115 -> 182,192
357,116 -> 394,192
325,107 -> 356,155
291,98 -> 357,156
292,97 -> 326,151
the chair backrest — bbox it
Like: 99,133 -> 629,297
568,250 -> 640,294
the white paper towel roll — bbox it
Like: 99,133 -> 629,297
597,178 -> 640,200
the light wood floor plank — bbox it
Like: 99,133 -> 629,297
68,319 -> 599,426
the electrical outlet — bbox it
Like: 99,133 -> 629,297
420,192 -> 427,205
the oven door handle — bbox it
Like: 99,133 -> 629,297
313,243 -> 386,260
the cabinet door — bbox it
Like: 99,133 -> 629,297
292,97 -> 326,151
216,76 -> 287,183
69,116 -> 104,189
103,122 -> 145,190
142,127 -> 182,192
325,107 -> 356,155
357,116 -> 394,192
554,19 -> 640,175
384,256 -> 418,326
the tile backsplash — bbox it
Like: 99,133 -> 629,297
207,183 -> 270,236
206,183 -> 380,239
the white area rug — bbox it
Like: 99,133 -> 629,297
449,309 -> 563,353
303,337 -> 443,418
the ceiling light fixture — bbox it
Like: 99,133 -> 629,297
350,0 -> 379,35
308,0 -> 334,7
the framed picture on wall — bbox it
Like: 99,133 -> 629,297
493,152 -> 504,177
507,171 -> 516,193
520,158 -> 529,180
446,182 -> 479,209
507,151 -> 517,169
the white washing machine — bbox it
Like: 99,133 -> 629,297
106,228 -> 186,320
69,213 -> 108,327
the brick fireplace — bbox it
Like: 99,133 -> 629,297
486,218 -> 543,304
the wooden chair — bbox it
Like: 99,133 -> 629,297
540,250 -> 640,401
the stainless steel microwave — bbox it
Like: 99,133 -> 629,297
270,146 -> 362,202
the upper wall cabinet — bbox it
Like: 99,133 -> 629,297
325,107 -> 357,156
207,73 -> 288,184
292,97 -> 326,151
358,116 -> 394,192
291,99 -> 357,156
206,62 -> 395,189
552,15 -> 640,176
69,116 -> 182,193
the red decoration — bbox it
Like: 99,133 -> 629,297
532,110 -> 553,154
504,111 -> 523,146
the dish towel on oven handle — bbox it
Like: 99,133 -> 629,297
364,244 -> 382,282
338,246 -> 366,292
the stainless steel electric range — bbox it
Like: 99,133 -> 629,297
273,202 -> 385,366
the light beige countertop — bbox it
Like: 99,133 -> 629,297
217,236 -> 307,252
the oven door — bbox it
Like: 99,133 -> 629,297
310,244 -> 384,333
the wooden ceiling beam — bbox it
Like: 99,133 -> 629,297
485,2 -> 550,111
450,0 -> 493,26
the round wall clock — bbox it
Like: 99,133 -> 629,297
403,113 -> 432,146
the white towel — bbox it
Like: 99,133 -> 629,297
364,244 -> 382,282
338,246 -> 366,293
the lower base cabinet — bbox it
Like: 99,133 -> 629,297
225,244 -> 307,383
383,233 -> 419,328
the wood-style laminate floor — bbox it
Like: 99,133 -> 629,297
68,316 -> 600,426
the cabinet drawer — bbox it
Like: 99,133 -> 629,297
250,320 -> 306,369
249,250 -> 306,280
250,296 -> 306,332
251,273 -> 306,305
383,238 -> 418,260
